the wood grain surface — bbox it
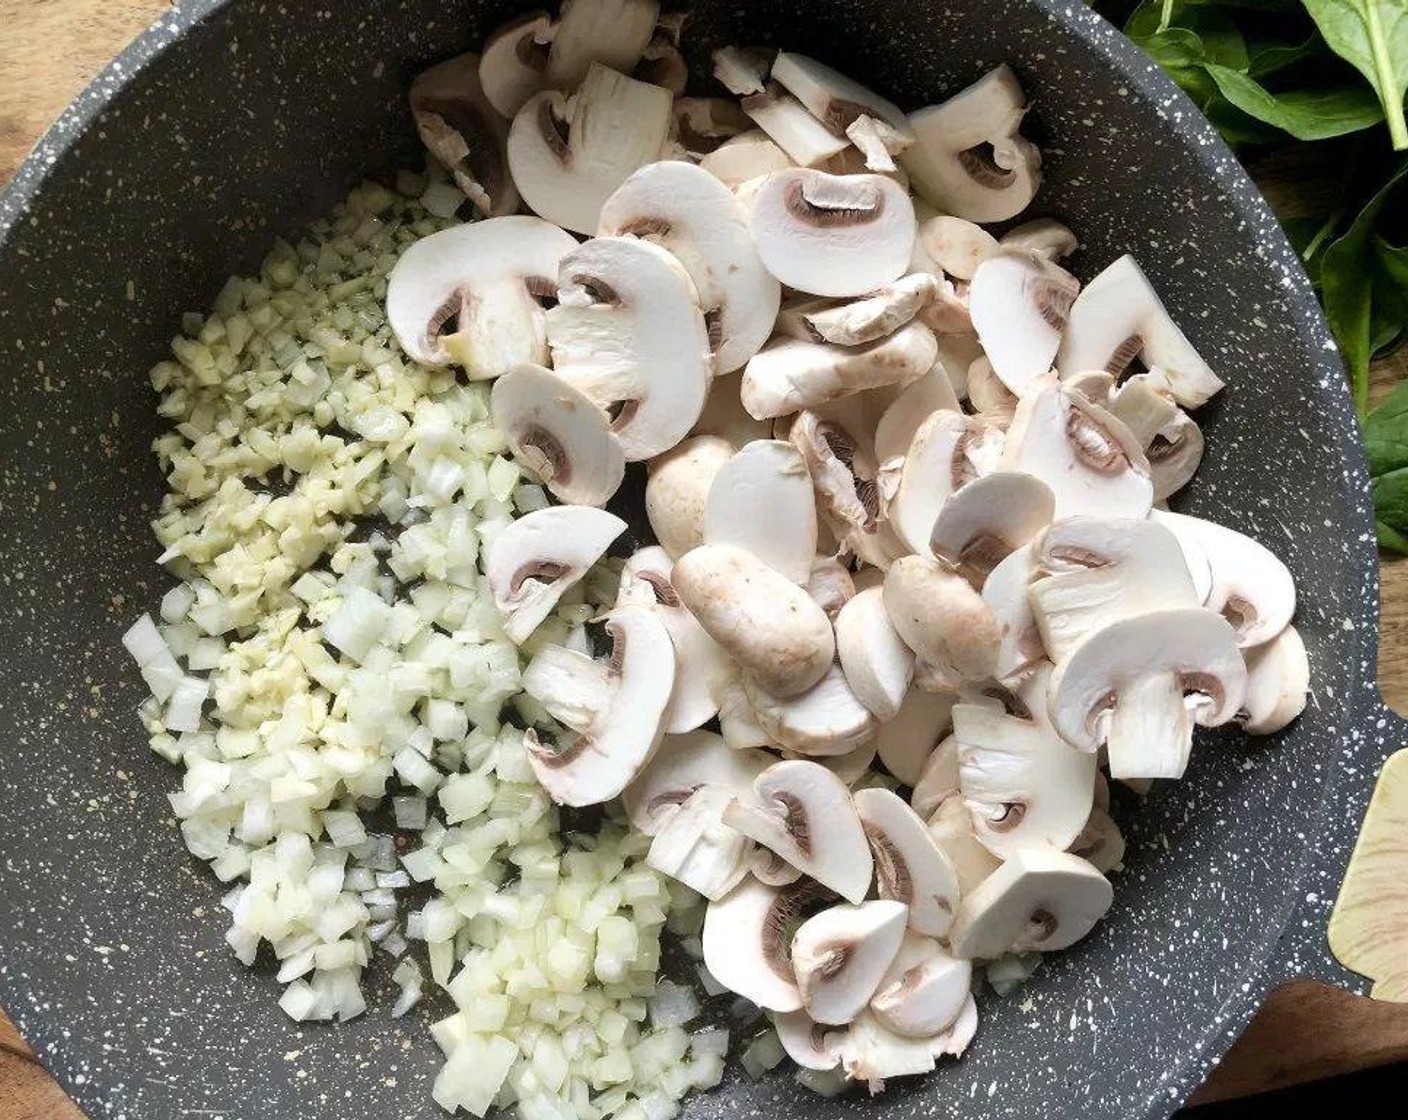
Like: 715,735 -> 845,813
2,1 -> 1408,1115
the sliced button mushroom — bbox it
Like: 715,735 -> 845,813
916,275 -> 975,335
933,333 -> 985,398
982,544 -> 1046,682
1001,217 -> 1078,260
523,604 -> 674,806
490,363 -> 625,506
409,53 -> 519,218
785,740 -> 879,788
773,1009 -> 842,1070
704,440 -> 818,583
714,666 -> 775,751
673,544 -> 835,697
805,555 -> 857,618
749,169 -> 918,298
873,358 -> 964,464
1069,807 -> 1126,874
741,84 -> 851,167
924,794 -> 1001,895
792,900 -> 909,1025
1239,624 -> 1309,735
843,115 -> 913,174
969,250 -> 1081,395
777,273 -> 941,347
1056,254 -> 1225,409
485,505 -> 626,643
633,28 -> 687,93
883,556 -> 1001,681
698,129 -> 796,190
1048,607 -> 1248,780
877,687 -> 956,788
647,785 -> 753,900
929,470 -> 1054,588
1149,510 -> 1296,648
900,65 -> 1042,223
1105,373 -> 1204,500
836,587 -> 915,721
507,62 -> 672,235
712,45 -> 775,96
622,728 -> 771,836
690,370 -> 774,446
645,435 -> 735,561
879,409 -> 1001,557
770,52 -> 912,137
722,759 -> 875,903
543,0 -> 659,90
787,402 -> 894,569
743,664 -> 879,757
741,322 -> 938,420
752,845 -> 805,887
837,1005 -> 976,1087
965,355 -> 1020,419
546,236 -> 712,460
522,644 -> 614,732
949,848 -> 1113,959
1000,385 -> 1153,519
673,97 -> 753,156
917,215 -> 999,281
599,160 -> 781,373
869,934 -> 973,1039
853,787 -> 962,938
385,215 -> 577,370
479,12 -> 554,119
702,876 -> 831,1012
953,665 -> 1098,858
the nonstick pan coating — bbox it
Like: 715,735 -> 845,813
0,2 -> 1398,1118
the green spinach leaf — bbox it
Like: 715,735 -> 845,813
1203,63 -> 1385,137
1303,0 -> 1408,148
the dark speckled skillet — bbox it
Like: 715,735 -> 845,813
0,1 -> 1397,1118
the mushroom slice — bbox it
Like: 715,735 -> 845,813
982,544 -> 1046,682
599,161 -> 781,373
785,740 -> 879,788
617,546 -> 732,733
1001,218 -> 1078,261
778,274 -> 941,347
1239,624 -> 1309,735
925,794 -> 1000,895
1105,373 -> 1204,500
740,323 -> 937,420
953,665 -> 1098,858
673,544 -> 835,697
647,785 -> 753,900
1000,385 -> 1153,519
486,505 -> 626,643
929,471 -> 1054,587
837,1009 -> 963,1087
691,370 -> 774,446
385,215 -> 577,370
844,115 -> 913,173
741,84 -> 851,167
523,604 -> 674,806
1149,510 -> 1296,648
900,65 -> 1042,223
749,169 -> 917,298
1048,607 -> 1248,780
508,63 -> 672,235
769,52 -> 913,136
622,728 -> 770,836
743,664 -> 879,758
633,28 -> 687,93
1069,807 -> 1126,875
853,787 -> 961,938
877,687 -> 956,788
792,901 -> 909,1025
714,667 -> 775,751
917,275 -> 975,335
873,360 -> 964,464
479,12 -> 555,119
970,251 -> 1080,396
547,236 -> 711,460
787,401 -> 892,568
645,435 -> 735,561
934,334 -> 985,399
543,0 -> 659,90
805,555 -> 857,618
409,53 -> 519,217
752,845 -> 805,887
869,934 -> 972,1040
722,759 -> 875,903
490,364 -> 625,506
702,877 -> 829,1012
704,440 -> 818,583
966,355 -> 1020,419
673,97 -> 752,156
917,215 -> 999,281
1056,254 -> 1225,409
949,848 -> 1112,959
773,1009 -> 842,1070
712,45 -> 775,97
1028,516 -> 1198,662
836,587 -> 915,721
522,645 -> 615,733
879,409 -> 1002,557
883,556 -> 1001,681
698,130 -> 796,191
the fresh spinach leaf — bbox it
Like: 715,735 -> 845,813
1363,378 -> 1408,551
1303,0 -> 1408,148
1248,32 -> 1325,78
1202,64 -> 1385,138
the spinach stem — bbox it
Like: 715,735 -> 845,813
1362,0 -> 1408,149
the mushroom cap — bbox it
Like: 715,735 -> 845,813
869,934 -> 973,1039
779,273 -> 941,347
836,587 -> 915,721
673,544 -> 836,698
478,11 -> 554,119
1056,254 -> 1224,409
704,439 -> 818,584
853,787 -> 962,938
385,215 -> 577,368
773,1009 -> 842,1070
924,793 -> 1001,896
805,554 -> 857,618
598,160 -> 781,373
1239,624 -> 1309,735
948,847 -> 1113,959
953,665 -> 1098,858
876,687 -> 956,787
524,604 -> 675,806
929,470 -> 1055,587
490,363 -> 625,506
792,900 -> 909,1025
547,235 -> 712,460
698,129 -> 796,190
1001,217 -> 1078,261
409,52 -> 519,218
646,785 -> 754,900
749,169 -> 917,298
873,358 -> 964,464
743,663 -> 879,758
1047,607 -> 1249,780
703,876 -> 826,1012
881,408 -> 1001,557
917,215 -> 999,281
981,544 -> 1046,682
645,435 -> 735,560
485,504 -> 626,643
622,728 -> 771,836
883,556 -> 1001,681
770,52 -> 912,136
969,250 -> 1080,395
542,0 -> 659,90
785,740 -> 879,788
722,759 -> 875,904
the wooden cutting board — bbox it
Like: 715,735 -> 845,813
3,2 -> 1408,1116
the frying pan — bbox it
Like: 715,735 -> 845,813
0,1 -> 1395,1117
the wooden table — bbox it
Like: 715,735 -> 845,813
4,2 -> 1408,1116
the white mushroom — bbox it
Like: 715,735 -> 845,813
981,544 -> 1046,682
1101,373 -> 1206,500
853,787 -> 961,937
598,160 -> 781,372
522,644 -> 614,732
843,115 -> 913,174
869,934 -> 972,1039
916,275 -> 975,335
773,1009 -> 842,1070
647,785 -> 754,900
486,505 -> 626,643
690,370 -> 774,446
1000,217 -> 1078,260
673,97 -> 753,156
546,236 -> 711,460
698,130 -> 796,190
883,556 -> 1001,681
836,587 -> 915,721
929,470 -> 1055,587
1048,607 -> 1249,780
508,62 -> 672,235
933,333 -> 985,398
385,215 -> 577,370
837,1003 -> 977,1087
543,0 -> 659,90
622,728 -> 771,836
702,877 -> 830,1012
965,355 -> 1020,419
1239,624 -> 1309,735
1056,254 -> 1225,409
924,794 -> 1000,895
722,759 -> 875,903
876,687 -> 956,787
1069,807 -> 1126,874
478,12 -> 554,119
792,901 -> 909,1025
704,440 -> 818,583
873,360 -> 964,464
633,28 -> 687,93
744,664 -> 879,757
523,604 -> 674,806
769,52 -> 912,137
953,666 -> 1098,858
645,435 -> 735,560
714,666 -> 775,752
490,363 -> 625,506
805,555 -> 857,618
712,45 -> 775,96
749,169 -> 917,298
900,65 -> 1042,223
752,845 -> 805,887
409,53 -> 519,217
785,740 -> 879,787
777,274 -> 941,347
968,250 -> 1080,395
948,848 -> 1113,959
741,84 -> 850,166
917,215 -> 999,281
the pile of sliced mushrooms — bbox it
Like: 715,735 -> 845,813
388,0 -> 1310,1092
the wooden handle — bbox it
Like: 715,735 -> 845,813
0,1015 -> 83,1120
